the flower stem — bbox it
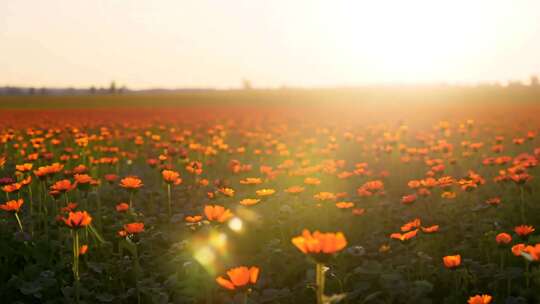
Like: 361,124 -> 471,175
242,291 -> 248,304
315,263 -> 326,304
14,212 -> 24,233
167,184 -> 172,219
129,192 -> 134,210
72,230 -> 80,303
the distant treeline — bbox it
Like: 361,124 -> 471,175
2,77 -> 540,96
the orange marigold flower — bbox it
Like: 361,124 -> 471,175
291,229 -> 347,259
74,174 -> 95,184
2,183 -> 22,193
390,229 -> 418,241
115,203 -> 129,212
185,215 -> 203,223
443,255 -> 461,269
239,177 -> 263,185
204,205 -> 233,223
255,188 -> 275,197
124,222 -> 144,234
407,180 -> 421,189
335,201 -> 354,209
0,199 -> 24,212
61,202 -> 78,213
304,177 -> 321,186
216,266 -> 260,290
313,192 -> 336,201
495,233 -> 512,245
239,198 -> 260,206
485,197 -> 501,206
421,225 -> 439,233
285,185 -> 305,194
514,225 -> 535,237
79,245 -> 88,256
512,243 -> 526,256
219,187 -> 235,197
468,294 -> 492,304
522,244 -> 540,261
401,194 -> 416,205
162,170 -> 182,185
63,211 -> 92,229
441,191 -> 456,199
16,163 -> 33,172
186,161 -> 203,175
352,208 -> 365,216
104,174 -> 118,184
401,218 -> 421,232
120,176 -> 143,190
51,179 -> 76,193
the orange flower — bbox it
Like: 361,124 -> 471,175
521,244 -> 540,261
441,191 -> 456,199
352,208 -> 365,216
468,294 -> 492,304
443,255 -> 461,269
239,178 -> 263,185
239,198 -> 260,206
401,194 -> 416,205
185,215 -> 203,223
63,211 -> 92,229
16,163 -> 33,172
0,199 -> 24,212
51,179 -> 76,193
421,225 -> 439,233
335,201 -> 354,209
218,187 -> 235,197
204,205 -> 233,223
216,266 -> 259,291
115,203 -> 129,212
485,197 -> 501,206
284,185 -> 305,194
495,233 -> 512,245
186,161 -> 203,175
104,174 -> 118,184
401,218 -> 421,232
291,229 -> 347,260
390,229 -> 418,241
124,222 -> 144,234
313,192 -> 336,201
119,176 -> 143,190
162,170 -> 182,185
514,225 -> 535,237
74,174 -> 96,185
512,243 -> 526,256
79,245 -> 88,256
2,183 -> 22,193
255,188 -> 275,197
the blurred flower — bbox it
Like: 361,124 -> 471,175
468,294 -> 492,304
204,205 -> 233,223
63,211 -> 92,229
443,255 -> 461,269
216,266 -> 259,290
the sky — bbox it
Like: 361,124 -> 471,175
1,0 -> 540,89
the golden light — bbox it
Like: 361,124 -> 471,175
228,217 -> 243,232
191,230 -> 229,275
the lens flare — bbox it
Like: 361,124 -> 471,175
228,217 -> 243,232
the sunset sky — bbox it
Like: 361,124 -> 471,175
2,0 -> 540,89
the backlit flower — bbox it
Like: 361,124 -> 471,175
204,205 -> 233,223
443,254 -> 461,269
216,266 -> 259,291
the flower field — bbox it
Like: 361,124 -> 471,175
1,92 -> 540,304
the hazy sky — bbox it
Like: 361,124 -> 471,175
1,0 -> 540,89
